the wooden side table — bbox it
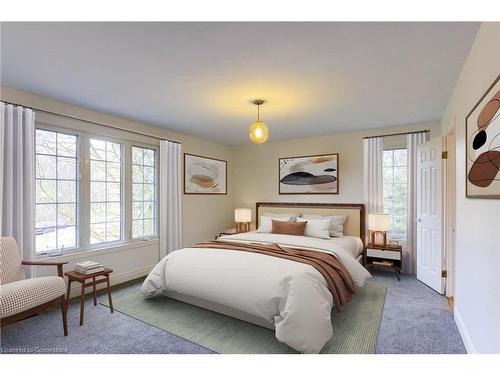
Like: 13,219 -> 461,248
218,225 -> 256,239
218,228 -> 237,238
365,243 -> 403,280
65,268 -> 114,325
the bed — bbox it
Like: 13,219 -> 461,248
254,202 -> 366,263
141,202 -> 371,353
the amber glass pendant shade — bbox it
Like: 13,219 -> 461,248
249,120 -> 269,144
249,99 -> 269,144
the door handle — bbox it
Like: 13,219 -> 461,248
416,218 -> 422,222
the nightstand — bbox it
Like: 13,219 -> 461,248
365,243 -> 402,280
217,224 -> 256,239
217,228 -> 237,239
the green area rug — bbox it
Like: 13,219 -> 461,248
102,282 -> 386,354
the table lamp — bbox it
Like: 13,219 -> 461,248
368,213 -> 391,246
234,208 -> 252,233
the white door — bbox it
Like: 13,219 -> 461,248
416,137 -> 444,293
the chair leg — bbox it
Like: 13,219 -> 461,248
60,295 -> 68,336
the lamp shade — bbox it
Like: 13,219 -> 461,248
248,120 -> 269,144
234,208 -> 252,223
368,213 -> 391,231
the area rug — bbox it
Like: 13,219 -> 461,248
101,282 -> 386,354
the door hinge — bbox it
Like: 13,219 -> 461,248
441,151 -> 448,159
441,270 -> 448,278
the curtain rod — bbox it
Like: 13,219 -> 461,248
363,129 -> 430,139
1,99 -> 181,145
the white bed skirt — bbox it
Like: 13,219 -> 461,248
164,290 -> 275,330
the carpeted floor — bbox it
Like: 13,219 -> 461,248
0,270 -> 465,354
100,282 -> 386,354
374,270 -> 465,354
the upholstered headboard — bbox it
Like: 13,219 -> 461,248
255,202 -> 366,245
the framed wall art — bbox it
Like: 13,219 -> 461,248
279,153 -> 339,194
184,153 -> 227,194
466,74 -> 500,198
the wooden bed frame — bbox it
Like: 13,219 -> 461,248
255,202 -> 366,246
165,201 -> 367,331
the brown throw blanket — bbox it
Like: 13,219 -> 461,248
192,240 -> 356,312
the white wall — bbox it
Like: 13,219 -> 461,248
232,121 -> 441,222
0,85 -> 441,298
35,241 -> 160,298
441,23 -> 500,354
4,24 -> 498,344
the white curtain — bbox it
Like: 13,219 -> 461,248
363,136 -> 384,210
362,137 -> 384,244
405,132 -> 430,274
0,102 -> 36,276
159,140 -> 182,258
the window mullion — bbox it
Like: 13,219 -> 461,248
80,134 -> 91,250
55,143 -> 59,248
124,142 -> 132,242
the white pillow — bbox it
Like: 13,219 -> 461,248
297,217 -> 332,240
301,214 -> 347,237
257,216 -> 292,233
262,212 -> 300,221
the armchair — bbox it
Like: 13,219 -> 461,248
0,237 -> 68,336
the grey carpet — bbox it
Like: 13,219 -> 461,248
0,284 -> 212,354
373,270 -> 466,354
1,270 -> 465,354
100,282 -> 386,354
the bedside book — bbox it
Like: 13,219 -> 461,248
75,267 -> 105,274
371,260 -> 393,267
75,261 -> 105,274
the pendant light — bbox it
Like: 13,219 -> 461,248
248,99 -> 269,144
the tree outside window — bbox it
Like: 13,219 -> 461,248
383,149 -> 407,242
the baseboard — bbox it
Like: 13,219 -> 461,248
454,307 -> 476,354
67,265 -> 154,299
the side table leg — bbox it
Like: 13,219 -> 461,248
80,283 -> 85,326
92,277 -> 97,306
396,269 -> 401,281
66,279 -> 72,314
106,275 -> 114,313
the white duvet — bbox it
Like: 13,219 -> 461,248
140,231 -> 371,353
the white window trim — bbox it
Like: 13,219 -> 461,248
131,145 -> 158,240
35,125 -> 81,254
35,115 -> 160,258
37,237 -> 160,262
86,134 -> 125,249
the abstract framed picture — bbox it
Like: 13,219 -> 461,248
279,153 -> 339,194
466,74 -> 500,198
184,153 -> 227,195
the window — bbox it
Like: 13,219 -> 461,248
34,123 -> 159,255
35,129 -> 78,253
383,149 -> 407,242
132,146 -> 157,238
89,139 -> 122,245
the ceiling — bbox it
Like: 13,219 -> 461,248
1,22 -> 479,145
